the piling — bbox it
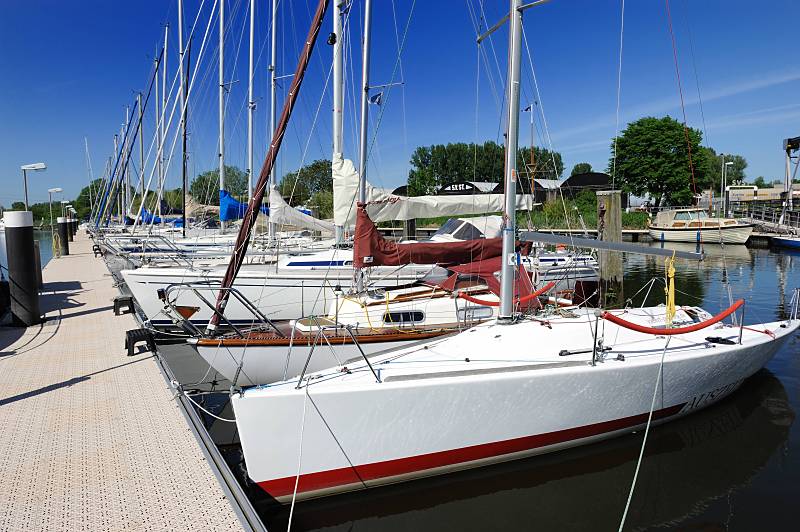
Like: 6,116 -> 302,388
3,211 -> 41,326
404,218 -> 416,241
57,216 -> 70,256
67,217 -> 74,242
597,190 -> 624,308
33,240 -> 43,290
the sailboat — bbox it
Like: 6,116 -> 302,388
229,0 -> 800,503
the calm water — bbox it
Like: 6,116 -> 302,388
0,229 -> 54,273
157,244 -> 800,531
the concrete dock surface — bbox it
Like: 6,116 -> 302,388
0,234 -> 244,531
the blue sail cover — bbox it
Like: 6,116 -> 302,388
220,190 -> 268,221
219,189 -> 313,221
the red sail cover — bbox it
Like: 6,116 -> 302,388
353,205 -> 503,268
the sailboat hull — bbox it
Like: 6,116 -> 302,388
232,316 -> 796,502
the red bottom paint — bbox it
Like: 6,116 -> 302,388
257,403 -> 686,499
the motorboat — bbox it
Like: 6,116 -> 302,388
648,208 -> 753,244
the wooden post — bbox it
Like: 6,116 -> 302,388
403,218 -> 416,241
597,190 -> 623,308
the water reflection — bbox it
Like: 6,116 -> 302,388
264,371 -> 792,532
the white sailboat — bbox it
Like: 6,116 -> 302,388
230,0 -> 800,503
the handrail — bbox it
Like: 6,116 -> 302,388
457,281 -> 557,307
601,299 -> 744,335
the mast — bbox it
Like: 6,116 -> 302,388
268,0 -> 278,238
332,0 -> 345,243
84,137 -> 94,215
137,92 -> 144,217
160,25 -> 168,222
356,0 -> 373,291
209,0 -> 331,332
499,0 -> 523,320
154,49 -> 161,221
124,105 -> 131,219
179,0 -> 187,236
247,0 -> 255,202
219,0 -> 226,231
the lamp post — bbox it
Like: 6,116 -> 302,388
20,163 -> 47,211
723,161 -> 734,216
47,187 -> 62,242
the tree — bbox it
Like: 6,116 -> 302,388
309,190 -> 333,219
753,176 -> 768,189
190,165 -> 247,205
11,202 -> 24,210
570,162 -> 592,176
699,147 -> 747,190
610,116 -> 711,206
72,178 -> 106,220
407,141 -> 563,196
278,159 -> 332,206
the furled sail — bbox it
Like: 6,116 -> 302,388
268,187 -> 334,233
220,190 -> 268,221
333,154 -> 536,228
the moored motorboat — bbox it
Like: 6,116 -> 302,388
648,208 -> 753,244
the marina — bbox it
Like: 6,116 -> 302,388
3,0 -> 800,530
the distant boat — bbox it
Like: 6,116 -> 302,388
772,235 -> 800,249
648,208 -> 753,244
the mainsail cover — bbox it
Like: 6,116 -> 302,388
333,154 -> 536,228
220,190 -> 268,221
269,187 -> 334,233
353,205 -> 502,268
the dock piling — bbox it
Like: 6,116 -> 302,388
57,217 -> 70,256
3,211 -> 41,326
597,190 -> 624,308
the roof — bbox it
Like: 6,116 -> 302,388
532,179 -> 560,190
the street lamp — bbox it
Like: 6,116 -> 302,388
20,162 -> 47,211
722,160 -> 734,216
48,187 -> 62,239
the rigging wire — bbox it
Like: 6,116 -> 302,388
611,0 -> 625,189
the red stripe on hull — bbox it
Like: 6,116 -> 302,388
257,403 -> 686,499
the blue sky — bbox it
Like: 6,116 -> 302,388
2,0 -> 798,207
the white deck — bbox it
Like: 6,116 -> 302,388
0,234 -> 244,531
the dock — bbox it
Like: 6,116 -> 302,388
0,233 -> 246,531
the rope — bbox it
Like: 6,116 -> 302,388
618,337 -> 671,532
664,0 -> 699,202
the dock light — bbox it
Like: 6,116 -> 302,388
48,188 -> 63,238
20,162 -> 47,211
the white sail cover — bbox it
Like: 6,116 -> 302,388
269,187 -> 335,233
332,154 -> 536,228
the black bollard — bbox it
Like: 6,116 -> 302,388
3,211 -> 41,326
67,217 -> 74,242
73,218 -> 78,237
57,216 -> 70,256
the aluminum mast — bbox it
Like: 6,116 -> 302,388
219,0 -> 226,231
332,0 -> 345,244
178,0 -> 187,236
268,0 -> 278,238
355,0 -> 373,291
499,0 -> 523,319
247,0 -> 255,201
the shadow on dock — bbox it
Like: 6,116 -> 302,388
0,356 -> 150,407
